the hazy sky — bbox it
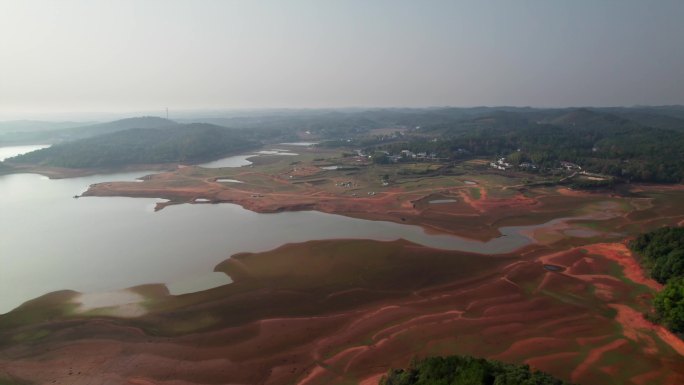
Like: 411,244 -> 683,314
1,0 -> 683,119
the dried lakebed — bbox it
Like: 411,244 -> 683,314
3,150 -> 684,385
0,153 -> 623,314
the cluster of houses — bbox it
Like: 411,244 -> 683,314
560,161 -> 582,171
490,158 -> 513,170
490,157 -> 582,173
378,150 -> 439,163
490,157 -> 539,171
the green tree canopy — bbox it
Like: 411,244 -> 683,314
380,355 -> 573,385
653,277 -> 684,333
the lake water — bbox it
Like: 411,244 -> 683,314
0,149 -> 579,314
215,179 -> 243,183
280,142 -> 318,146
429,199 -> 458,204
255,150 -> 298,156
0,144 -> 50,161
198,148 -> 301,168
199,154 -> 254,168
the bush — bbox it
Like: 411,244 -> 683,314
653,277 -> 684,333
379,355 -> 572,385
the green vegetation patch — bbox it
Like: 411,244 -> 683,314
629,226 -> 684,334
0,290 -> 80,331
379,355 -> 574,385
629,226 -> 684,284
8,124 -> 258,168
653,277 -> 684,333
0,377 -> 32,385
11,329 -> 50,343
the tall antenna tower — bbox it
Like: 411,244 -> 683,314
166,107 -> 169,120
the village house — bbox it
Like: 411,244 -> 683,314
560,161 -> 581,171
491,157 -> 512,170
400,150 -> 416,158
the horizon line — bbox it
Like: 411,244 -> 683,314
2,104 -> 684,122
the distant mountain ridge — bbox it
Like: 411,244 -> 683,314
0,120 -> 94,132
3,106 -> 684,145
51,116 -> 178,140
0,116 -> 177,145
3,106 -> 684,180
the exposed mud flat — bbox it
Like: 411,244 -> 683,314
4,151 -> 684,385
81,162 -> 668,243
1,239 -> 683,385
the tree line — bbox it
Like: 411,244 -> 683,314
6,124 -> 259,168
630,226 -> 684,334
380,355 -> 573,385
371,109 -> 684,183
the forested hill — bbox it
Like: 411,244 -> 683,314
0,116 -> 176,144
7,123 -> 258,168
4,106 -> 684,179
55,116 -> 177,140
629,227 -> 684,335
379,355 -> 573,385
377,108 -> 684,183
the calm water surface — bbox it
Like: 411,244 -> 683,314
0,144 -> 50,161
199,154 -> 253,168
0,151 -> 561,313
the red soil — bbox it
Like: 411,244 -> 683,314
583,243 -> 662,291
359,373 -> 385,385
3,242 -> 684,385
556,187 -> 592,197
571,338 -> 629,382
82,166 -> 567,241
11,164 -> 684,385
611,304 -> 684,356
456,187 -> 538,214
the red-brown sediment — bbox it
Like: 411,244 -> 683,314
571,339 -> 629,382
611,304 -> 684,356
5,156 -> 684,385
2,238 -> 684,385
583,243 -> 662,291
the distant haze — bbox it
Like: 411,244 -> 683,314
1,0 -> 683,120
